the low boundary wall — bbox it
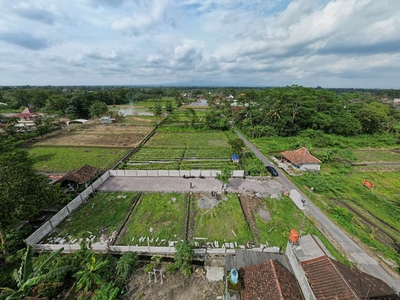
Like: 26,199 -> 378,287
109,169 -> 245,178
33,243 -> 280,256
25,171 -> 111,245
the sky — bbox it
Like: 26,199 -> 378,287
0,0 -> 400,88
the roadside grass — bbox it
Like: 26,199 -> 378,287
194,193 -> 252,245
120,193 -> 185,245
29,146 -> 127,172
292,163 -> 400,268
256,196 -> 348,264
248,131 -> 400,268
45,192 -> 137,243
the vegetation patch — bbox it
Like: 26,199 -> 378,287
29,146 -> 128,172
120,193 -> 185,245
45,192 -> 137,243
193,193 -> 252,245
34,124 -> 152,148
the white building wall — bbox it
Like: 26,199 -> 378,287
299,163 -> 320,171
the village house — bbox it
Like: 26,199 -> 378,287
13,107 -> 44,132
280,147 -> 321,172
224,234 -> 399,299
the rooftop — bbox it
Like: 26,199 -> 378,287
281,147 -> 321,165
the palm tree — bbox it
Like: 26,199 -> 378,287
73,256 -> 107,293
0,246 -> 69,300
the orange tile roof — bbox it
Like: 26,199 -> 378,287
301,256 -> 398,299
239,260 -> 303,300
281,147 -> 321,165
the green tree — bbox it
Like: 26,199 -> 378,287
165,100 -> 174,113
174,240 -> 194,276
93,282 -> 119,300
89,101 -> 109,118
152,103 -> 163,119
0,152 -> 57,256
115,252 -> 138,283
217,166 -> 232,190
0,246 -> 69,299
356,102 -> 389,134
73,256 -> 107,293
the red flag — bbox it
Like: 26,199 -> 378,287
363,180 -> 373,189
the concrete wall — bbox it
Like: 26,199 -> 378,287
25,171 -> 111,245
108,169 -> 244,178
299,163 -> 320,171
285,241 -> 316,300
32,243 -> 279,256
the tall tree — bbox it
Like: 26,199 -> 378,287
0,152 -> 57,255
89,101 -> 109,118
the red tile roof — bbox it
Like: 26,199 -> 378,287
56,165 -> 100,184
302,256 -> 398,300
239,260 -> 303,300
281,147 -> 321,165
14,107 -> 37,118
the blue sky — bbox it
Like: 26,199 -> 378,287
0,0 -> 400,88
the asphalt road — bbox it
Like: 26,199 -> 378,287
234,129 -> 400,292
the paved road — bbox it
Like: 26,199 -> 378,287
234,129 -> 400,292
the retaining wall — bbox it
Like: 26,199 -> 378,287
25,171 -> 111,245
109,169 -> 245,178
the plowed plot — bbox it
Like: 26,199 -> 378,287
35,125 -> 152,148
238,195 -> 269,245
120,193 -> 185,245
193,193 -> 252,245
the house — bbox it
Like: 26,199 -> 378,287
13,107 -> 44,132
393,99 -> 400,108
281,147 -> 321,171
287,234 -> 399,300
56,165 -> 100,191
181,92 -> 191,99
225,250 -> 303,300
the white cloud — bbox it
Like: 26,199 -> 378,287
111,0 -> 170,34
1,0 -> 400,87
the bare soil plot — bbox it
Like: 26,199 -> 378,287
35,124 -> 152,148
128,266 -> 224,300
238,194 -> 269,244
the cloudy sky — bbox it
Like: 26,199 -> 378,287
0,0 -> 399,88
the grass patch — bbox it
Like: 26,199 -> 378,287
194,193 -> 252,245
29,146 -> 128,172
46,192 -> 137,243
121,193 -> 185,245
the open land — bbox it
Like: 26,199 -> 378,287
34,124 -> 152,148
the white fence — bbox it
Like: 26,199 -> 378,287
33,243 -> 280,256
109,169 -> 245,178
25,171 -> 111,245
